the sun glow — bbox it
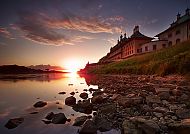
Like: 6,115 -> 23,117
63,59 -> 83,73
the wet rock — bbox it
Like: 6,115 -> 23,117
65,96 -> 76,106
111,94 -> 122,101
130,117 -> 160,134
98,104 -> 116,114
33,101 -> 47,108
52,113 -> 67,124
70,92 -> 75,95
92,91 -> 103,97
176,109 -> 190,119
155,88 -> 170,94
79,120 -> 97,134
42,119 -> 51,124
122,119 -> 140,134
73,116 -> 88,126
146,95 -> 161,104
5,118 -> 24,129
168,119 -> 190,134
80,92 -> 88,99
30,111 -> 38,114
45,112 -> 55,120
91,95 -> 104,104
73,99 -> 93,114
94,116 -> 112,132
158,92 -> 170,100
58,91 -> 66,95
89,88 -> 97,92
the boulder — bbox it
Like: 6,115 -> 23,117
73,100 -> 93,114
80,92 -> 88,99
146,96 -> 161,104
33,101 -> 47,108
158,92 -> 170,100
168,119 -> 190,134
70,92 -> 75,95
65,96 -> 76,106
176,109 -> 190,119
91,95 -> 104,104
5,118 -> 24,129
73,116 -> 88,126
94,116 -> 112,132
79,120 -> 97,134
51,113 -> 67,124
45,112 -> 55,120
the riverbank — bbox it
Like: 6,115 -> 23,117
81,40 -> 190,76
74,74 -> 190,133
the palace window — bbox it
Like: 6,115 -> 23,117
145,46 -> 148,51
176,30 -> 181,35
162,44 -> 166,48
176,39 -> 180,44
168,33 -> 172,38
153,45 -> 157,50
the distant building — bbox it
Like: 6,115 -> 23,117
99,9 -> 190,63
156,8 -> 190,46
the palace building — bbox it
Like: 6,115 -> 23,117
99,8 -> 190,63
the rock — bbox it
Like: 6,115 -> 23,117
155,88 -> 170,94
146,95 -> 161,104
58,91 -> 66,95
176,109 -> 190,119
42,119 -> 51,124
94,116 -> 112,132
158,92 -> 170,100
111,94 -> 122,101
52,113 -> 67,124
168,119 -> 190,134
83,89 -> 88,92
179,94 -> 189,102
73,99 -> 93,114
45,112 -> 54,120
89,88 -> 97,92
80,92 -> 88,99
92,91 -> 103,97
73,116 -> 88,126
70,92 -> 75,95
5,118 -> 24,129
30,111 -> 38,114
33,101 -> 47,108
153,112 -> 163,118
65,96 -> 76,106
117,96 -> 143,107
91,95 -> 104,104
79,120 -> 97,134
130,117 -> 160,134
98,104 -> 116,114
122,119 -> 140,134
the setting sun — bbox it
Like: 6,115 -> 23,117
63,59 -> 83,73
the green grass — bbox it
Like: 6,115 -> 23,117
86,40 -> 190,76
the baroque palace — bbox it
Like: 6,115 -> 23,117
99,8 -> 190,63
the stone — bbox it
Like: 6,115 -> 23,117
58,91 -> 66,95
153,112 -> 163,118
45,112 -> 54,120
92,91 -> 103,97
146,95 -> 161,104
158,92 -> 170,100
111,94 -> 122,101
98,104 -> 116,114
33,101 -> 47,108
52,113 -> 67,124
168,119 -> 190,134
122,119 -> 140,134
5,118 -> 24,129
91,95 -> 104,104
42,119 -> 51,124
176,109 -> 190,119
79,120 -> 97,134
94,117 -> 112,132
73,99 -> 93,114
80,92 -> 88,99
155,88 -> 170,94
65,96 -> 76,106
70,92 -> 75,95
130,117 -> 161,134
73,116 -> 88,126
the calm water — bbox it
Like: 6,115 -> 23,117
0,73 -> 120,134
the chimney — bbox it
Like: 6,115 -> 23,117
186,8 -> 190,15
133,25 -> 139,34
177,13 -> 181,20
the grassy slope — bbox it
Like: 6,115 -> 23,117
88,40 -> 190,76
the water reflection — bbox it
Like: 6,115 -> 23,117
0,73 -> 120,134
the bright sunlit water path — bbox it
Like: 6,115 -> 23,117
0,73 -> 110,134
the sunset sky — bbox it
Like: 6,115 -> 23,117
0,0 -> 188,69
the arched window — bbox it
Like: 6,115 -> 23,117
176,39 -> 180,44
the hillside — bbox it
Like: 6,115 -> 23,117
83,40 -> 190,76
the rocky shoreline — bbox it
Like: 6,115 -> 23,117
70,74 -> 190,134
